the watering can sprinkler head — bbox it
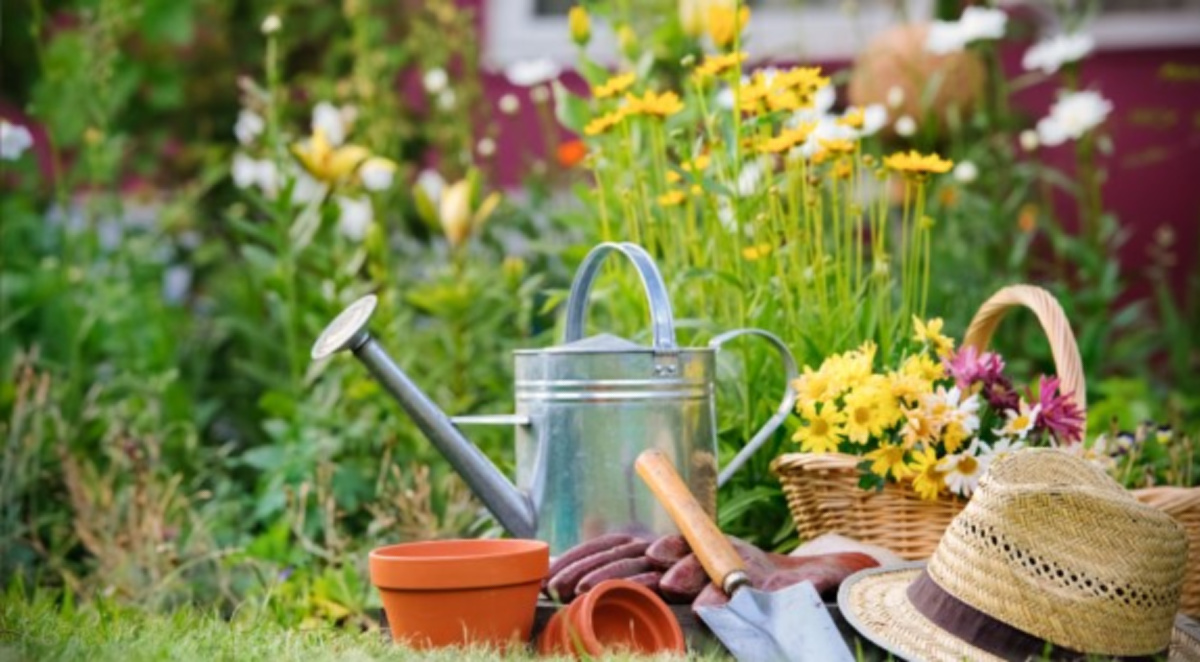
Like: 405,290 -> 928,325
312,294 -> 378,361
311,294 -> 539,540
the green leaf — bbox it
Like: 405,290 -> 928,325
551,80 -> 590,134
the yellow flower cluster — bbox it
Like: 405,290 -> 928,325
757,122 -> 815,155
694,52 -> 747,80
593,72 -> 636,100
790,318 -> 981,501
739,67 -> 829,115
884,150 -> 954,176
624,89 -> 685,118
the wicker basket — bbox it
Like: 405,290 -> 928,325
772,284 -> 1200,616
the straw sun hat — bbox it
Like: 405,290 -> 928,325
838,448 -> 1194,661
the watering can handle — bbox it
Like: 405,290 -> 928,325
563,242 -> 677,351
709,329 -> 799,487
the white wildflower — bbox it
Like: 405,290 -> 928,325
886,85 -> 905,109
436,89 -> 457,110
504,58 -> 561,87
162,265 -> 193,304
1022,33 -> 1094,75
477,137 -> 496,157
926,6 -> 1007,55
1036,90 -> 1113,146
994,399 -> 1042,441
312,102 -> 347,146
1019,129 -> 1040,151
359,157 -> 397,191
231,152 -> 277,193
234,109 -> 265,146
336,195 -> 373,242
261,14 -> 281,35
498,93 -> 521,115
938,439 -> 989,497
423,68 -> 448,94
291,171 -> 326,205
1,120 -> 34,161
894,115 -> 917,137
530,85 -> 550,104
953,160 -> 978,184
416,169 -> 446,205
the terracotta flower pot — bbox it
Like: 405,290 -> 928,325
369,538 -> 548,649
538,579 -> 685,657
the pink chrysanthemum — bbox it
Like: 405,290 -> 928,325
943,346 -> 1007,392
1029,376 -> 1086,445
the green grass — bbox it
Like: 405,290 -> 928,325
0,592 -> 720,662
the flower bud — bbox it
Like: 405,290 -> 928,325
568,6 -> 591,46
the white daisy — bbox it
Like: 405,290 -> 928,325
994,399 -> 1042,441
1036,90 -> 1112,146
1023,33 -> 1094,75
938,439 -> 989,497
926,6 -> 1007,55
0,120 -> 34,161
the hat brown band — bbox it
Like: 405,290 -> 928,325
906,571 -> 1165,661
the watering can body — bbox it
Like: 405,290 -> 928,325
313,242 -> 796,556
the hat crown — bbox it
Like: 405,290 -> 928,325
927,449 -> 1188,655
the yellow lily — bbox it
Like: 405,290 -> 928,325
291,128 -> 371,183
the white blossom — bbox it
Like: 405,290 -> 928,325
231,152 -> 278,194
953,160 -> 978,184
476,137 -> 496,157
1036,90 -> 1112,146
291,171 -> 326,205
416,169 -> 446,205
261,14 -> 281,35
162,265 -> 193,304
336,195 -> 373,241
1,120 -> 34,161
498,93 -> 521,115
886,85 -> 905,109
894,115 -> 917,137
436,89 -> 457,111
234,109 -> 265,145
423,68 -> 448,94
311,102 -> 347,146
926,6 -> 1007,55
1019,129 -> 1040,151
857,104 -> 888,138
530,85 -> 550,104
359,157 -> 397,191
503,58 -> 561,87
1022,33 -> 1094,75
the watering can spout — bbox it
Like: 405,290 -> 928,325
311,295 -> 538,539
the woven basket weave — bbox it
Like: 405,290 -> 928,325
772,285 -> 1200,616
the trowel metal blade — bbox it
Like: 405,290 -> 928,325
694,580 -> 854,662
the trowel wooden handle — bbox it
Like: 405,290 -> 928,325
636,450 -> 749,595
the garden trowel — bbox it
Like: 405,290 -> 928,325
636,450 -> 854,662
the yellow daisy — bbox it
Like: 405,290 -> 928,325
864,443 -> 914,480
884,150 -> 954,176
657,190 -> 686,207
908,445 -> 947,501
793,402 -> 845,454
694,52 -> 747,79
912,316 -> 956,357
583,109 -> 627,136
624,90 -> 684,118
592,72 -> 636,99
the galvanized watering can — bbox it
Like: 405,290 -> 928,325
312,242 -> 797,554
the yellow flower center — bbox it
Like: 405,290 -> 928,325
957,455 -> 977,475
811,418 -> 830,436
853,407 -> 871,425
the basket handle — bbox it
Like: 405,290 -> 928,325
961,285 -> 1086,414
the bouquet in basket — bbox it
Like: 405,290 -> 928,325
790,316 -> 1086,500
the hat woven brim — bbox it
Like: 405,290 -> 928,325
838,562 -> 1004,662
838,563 -> 1200,662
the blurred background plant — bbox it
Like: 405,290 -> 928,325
1,0 -> 1197,642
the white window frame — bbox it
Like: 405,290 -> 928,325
482,0 -> 1200,70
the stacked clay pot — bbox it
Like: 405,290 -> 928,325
538,579 -> 686,657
